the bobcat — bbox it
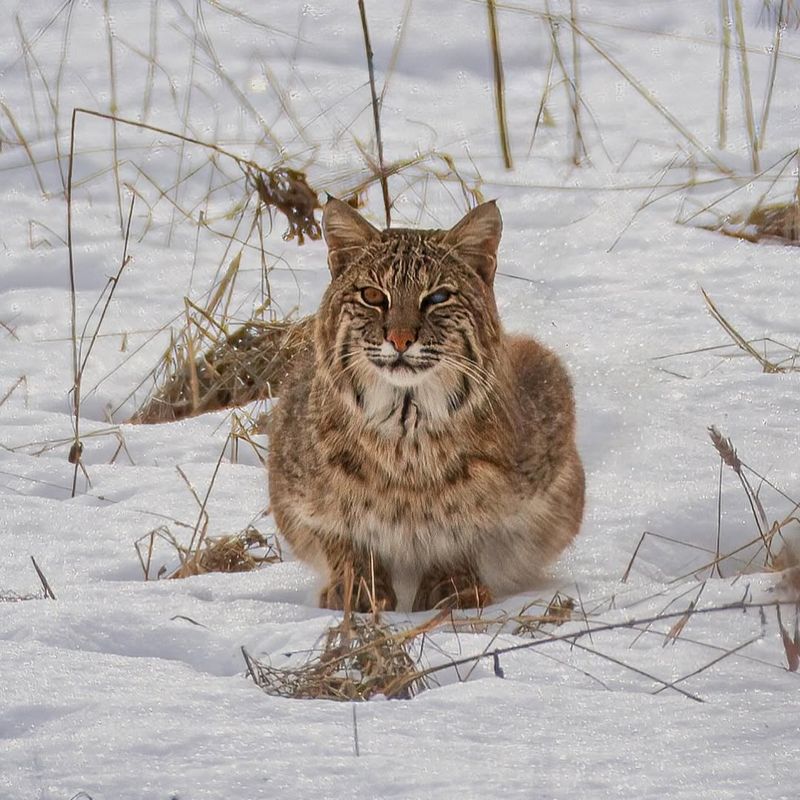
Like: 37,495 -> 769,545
268,199 -> 585,611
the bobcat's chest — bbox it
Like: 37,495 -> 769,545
324,383 -> 477,487
333,443 -> 515,570
354,379 -> 453,441
317,419 -> 513,540
308,376 -> 516,557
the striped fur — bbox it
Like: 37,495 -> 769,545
268,200 -> 585,611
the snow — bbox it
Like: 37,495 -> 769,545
1,0 -> 799,797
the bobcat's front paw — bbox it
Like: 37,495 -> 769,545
319,572 -> 397,612
412,570 -> 492,612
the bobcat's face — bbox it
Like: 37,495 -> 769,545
339,238 -> 495,391
316,200 -> 504,415
349,298 -> 444,390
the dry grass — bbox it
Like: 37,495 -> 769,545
405,599 -> 792,702
682,148 -> 800,246
61,105 -> 326,446
243,572 -> 442,701
171,525 -> 282,579
742,201 -> 800,242
487,0 -> 513,170
135,523 -> 282,581
242,586 -> 596,702
1,556 -> 56,602
701,290 -> 800,373
0,376 -> 27,409
624,426 -> 800,587
357,0 -> 391,226
243,611 -> 430,701
511,591 -> 575,636
244,165 -> 321,245
131,315 -> 314,424
703,200 -> 800,245
760,0 -> 800,29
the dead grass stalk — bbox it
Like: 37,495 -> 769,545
135,522 -> 281,581
243,580 -> 440,701
701,290 -> 800,372
357,0 -> 391,227
487,0 -> 513,170
131,315 -> 314,423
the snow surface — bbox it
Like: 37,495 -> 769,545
1,1 -> 799,797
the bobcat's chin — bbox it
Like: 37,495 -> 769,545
366,357 -> 437,388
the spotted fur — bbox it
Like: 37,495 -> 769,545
268,199 -> 585,611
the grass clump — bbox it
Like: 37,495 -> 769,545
244,165 -> 321,245
512,591 -> 575,636
243,570 -> 437,701
704,200 -> 800,246
170,525 -> 283,579
136,524 -> 282,581
131,316 -> 314,424
243,611 -> 428,701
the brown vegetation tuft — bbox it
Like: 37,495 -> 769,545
512,592 -> 575,636
242,568 -> 439,701
243,610 -> 429,701
245,166 -> 321,245
707,200 -> 800,245
170,525 -> 283,579
135,524 -> 282,581
131,316 -> 314,424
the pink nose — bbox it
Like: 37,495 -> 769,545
386,329 -> 415,353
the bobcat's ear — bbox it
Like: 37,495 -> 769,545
322,198 -> 380,276
443,201 -> 502,285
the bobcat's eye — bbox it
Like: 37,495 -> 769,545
421,289 -> 452,309
360,287 -> 388,307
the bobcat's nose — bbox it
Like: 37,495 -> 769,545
386,328 -> 416,354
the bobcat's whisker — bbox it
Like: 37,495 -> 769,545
436,355 -> 515,425
436,355 -> 495,395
